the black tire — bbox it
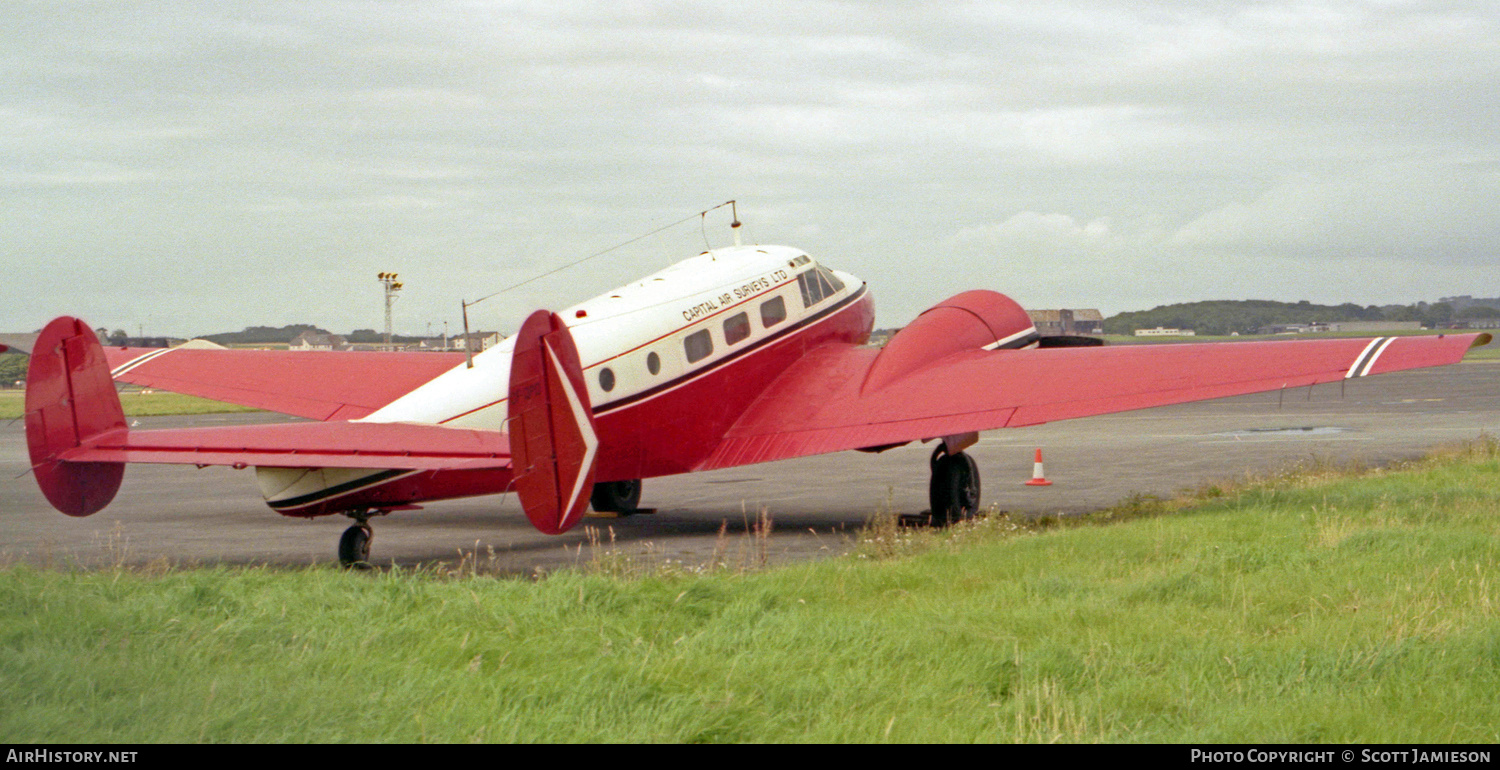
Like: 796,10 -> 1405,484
338,524 -> 372,568
929,451 -> 981,526
590,479 -> 642,514
930,443 -> 948,472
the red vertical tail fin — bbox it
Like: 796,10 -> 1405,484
25,317 -> 127,516
506,311 -> 599,535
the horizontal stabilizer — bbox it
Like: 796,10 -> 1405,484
60,420 -> 511,471
103,346 -> 466,421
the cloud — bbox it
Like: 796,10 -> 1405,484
941,154 -> 1500,315
3,1 -> 1498,334
954,211 -> 1118,254
1172,160 -> 1500,265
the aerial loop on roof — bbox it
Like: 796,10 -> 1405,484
465,200 -> 739,310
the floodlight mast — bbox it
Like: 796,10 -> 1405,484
377,272 -> 403,349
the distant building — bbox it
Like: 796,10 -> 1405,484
0,333 -> 41,355
399,337 -> 479,352
1327,321 -> 1423,333
116,337 -> 179,349
289,332 -> 349,351
1259,323 -> 1331,334
1441,296 -> 1500,311
451,332 -> 502,352
345,333 -> 502,352
1260,321 -> 1423,334
1135,327 -> 1196,337
1071,309 -> 1104,334
1026,309 -> 1104,336
1448,318 -> 1500,330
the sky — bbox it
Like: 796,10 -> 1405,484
5,0 -> 1497,338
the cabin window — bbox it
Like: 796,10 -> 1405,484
598,367 -> 615,392
760,295 -> 786,327
646,351 -> 660,375
684,329 -> 713,363
723,312 -> 751,345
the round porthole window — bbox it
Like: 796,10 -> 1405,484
599,367 -> 615,392
646,351 -> 660,375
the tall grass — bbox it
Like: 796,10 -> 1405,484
2,439 -> 1497,742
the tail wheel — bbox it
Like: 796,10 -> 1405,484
590,479 -> 643,514
929,446 -> 980,526
338,524 -> 373,568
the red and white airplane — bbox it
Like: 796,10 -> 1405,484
24,242 -> 1490,565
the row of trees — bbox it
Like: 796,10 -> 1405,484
201,324 -> 333,345
1102,300 -> 1497,336
0,353 -> 27,385
202,325 -> 462,345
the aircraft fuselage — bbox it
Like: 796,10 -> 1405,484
255,245 -> 875,516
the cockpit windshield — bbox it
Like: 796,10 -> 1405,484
797,265 -> 845,308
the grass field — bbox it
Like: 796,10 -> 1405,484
3,440 -> 1497,743
1465,344 -> 1500,361
0,389 -> 258,420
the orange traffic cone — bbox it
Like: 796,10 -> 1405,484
1025,448 -> 1052,486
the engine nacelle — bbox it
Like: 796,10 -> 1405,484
862,290 -> 1036,393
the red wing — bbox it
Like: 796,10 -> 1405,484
702,333 -> 1490,470
103,346 -> 466,420
61,420 -> 510,471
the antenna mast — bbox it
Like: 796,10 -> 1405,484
453,201 -> 741,367
460,298 -> 475,369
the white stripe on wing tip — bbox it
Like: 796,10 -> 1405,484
1358,336 -> 1398,378
109,347 -> 175,377
1345,337 -> 1384,380
983,326 -> 1039,351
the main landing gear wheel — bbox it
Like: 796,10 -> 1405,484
590,479 -> 643,515
338,521 -> 373,569
929,445 -> 981,526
